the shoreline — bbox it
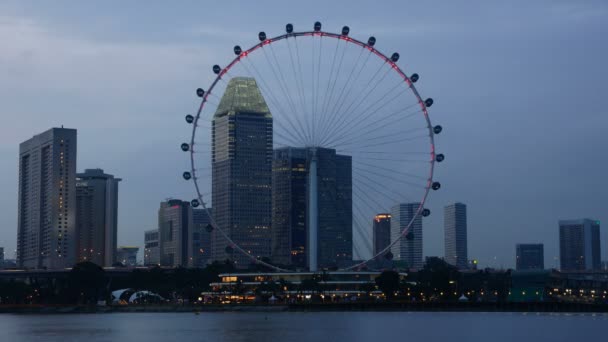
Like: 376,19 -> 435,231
2,302 -> 608,314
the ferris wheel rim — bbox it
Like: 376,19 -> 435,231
187,27 -> 438,272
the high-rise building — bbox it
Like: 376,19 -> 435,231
0,247 -> 4,265
17,127 -> 77,269
144,229 -> 160,266
516,243 -> 544,270
75,168 -> 121,267
390,203 -> 423,269
158,200 -> 193,267
444,203 -> 468,269
192,208 -> 212,268
373,214 -> 391,258
271,147 -> 352,269
559,219 -> 601,271
211,77 -> 273,267
116,246 -> 139,267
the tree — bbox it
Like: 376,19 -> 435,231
375,270 -> 400,299
69,261 -> 107,304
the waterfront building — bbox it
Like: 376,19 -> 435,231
211,77 -> 273,266
192,208 -> 212,268
444,203 -> 468,269
158,200 -> 193,267
390,203 -> 423,269
516,243 -> 544,270
75,168 -> 121,267
17,128 -> 77,269
144,229 -> 160,266
116,246 -> 139,266
373,214 -> 391,258
559,219 -> 601,271
271,147 -> 352,269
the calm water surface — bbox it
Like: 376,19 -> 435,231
0,312 -> 606,342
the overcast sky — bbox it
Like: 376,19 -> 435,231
1,0 -> 607,268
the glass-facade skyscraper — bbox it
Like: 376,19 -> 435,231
17,127 -> 77,269
444,202 -> 468,269
390,203 -> 423,269
516,243 -> 544,270
271,147 -> 352,269
559,219 -> 601,271
211,77 -> 273,266
373,213 -> 391,258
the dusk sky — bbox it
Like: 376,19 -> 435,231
1,0 -> 607,268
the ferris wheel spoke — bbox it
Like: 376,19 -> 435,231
285,39 -> 312,144
329,122 -> 428,150
351,205 -> 374,257
317,47 -> 368,143
354,166 -> 427,191
317,39 -> 347,138
293,36 -> 314,145
337,133 -> 429,151
353,176 -> 411,208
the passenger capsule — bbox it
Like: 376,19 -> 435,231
258,31 -> 267,41
433,125 -> 442,134
384,251 -> 393,260
368,36 -> 376,46
213,65 -> 221,74
191,199 -> 200,208
185,114 -> 194,124
286,23 -> 294,33
425,98 -> 434,107
406,232 -> 415,241
196,88 -> 205,97
225,246 -> 234,254
422,208 -> 431,217
342,26 -> 350,36
180,143 -> 190,152
205,224 -> 214,233
391,53 -> 400,62
410,73 -> 419,83
183,171 -> 192,180
435,154 -> 445,162
432,182 -> 441,190
314,21 -> 322,31
233,45 -> 242,55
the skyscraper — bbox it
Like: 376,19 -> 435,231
373,213 -> 391,258
444,203 -> 468,269
516,243 -> 544,270
75,168 -> 121,267
211,77 -> 273,267
192,208 -> 212,268
390,203 -> 423,269
271,147 -> 352,269
18,128 -> 77,269
144,229 -> 160,266
158,200 -> 193,267
559,219 -> 601,271
116,246 -> 139,266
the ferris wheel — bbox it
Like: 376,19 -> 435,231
181,22 -> 443,272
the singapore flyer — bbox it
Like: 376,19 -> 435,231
181,22 -> 443,272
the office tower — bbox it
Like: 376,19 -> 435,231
516,243 -> 544,270
75,168 -> 121,267
559,219 -> 601,271
390,203 -> 423,269
144,229 -> 160,266
192,208 -> 212,268
211,77 -> 273,266
17,127 -> 77,269
444,203 -> 468,269
271,147 -> 352,269
158,200 -> 193,267
373,214 -> 391,258
116,246 -> 139,266
0,247 -> 4,266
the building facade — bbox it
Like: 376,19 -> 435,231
516,243 -> 544,270
144,229 -> 160,266
390,203 -> 423,269
373,214 -> 391,258
17,128 -> 77,269
271,147 -> 352,269
211,77 -> 273,266
75,169 -> 121,267
192,208 -> 212,268
559,219 -> 601,271
116,246 -> 139,266
444,203 -> 468,269
158,200 -> 193,267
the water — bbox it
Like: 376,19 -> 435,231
0,312 -> 606,341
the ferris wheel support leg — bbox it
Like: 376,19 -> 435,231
308,148 -> 319,272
